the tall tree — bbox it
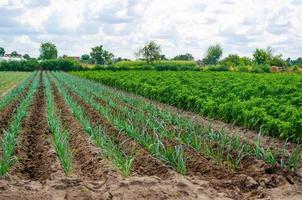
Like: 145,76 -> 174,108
39,42 -> 58,60
81,54 -> 90,61
219,54 -> 240,67
23,54 -> 30,60
202,44 -> 223,65
253,48 -> 270,65
172,53 -> 194,61
136,41 -> 161,63
11,51 -> 18,57
90,45 -> 114,65
0,47 -> 5,57
160,54 -> 168,60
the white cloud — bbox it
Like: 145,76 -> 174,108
0,0 -> 301,59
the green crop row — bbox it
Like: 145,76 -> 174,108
44,73 -> 73,174
70,71 -> 302,142
61,72 -> 301,172
49,72 -> 133,176
0,73 -> 40,175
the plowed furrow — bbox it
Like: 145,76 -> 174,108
63,85 -> 172,179
52,83 -> 119,181
12,76 -> 61,180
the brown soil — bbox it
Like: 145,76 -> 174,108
105,85 -> 302,169
63,85 -> 172,179
52,83 -> 119,181
64,82 -> 302,200
10,76 -> 62,180
0,86 -> 30,138
0,73 -> 301,200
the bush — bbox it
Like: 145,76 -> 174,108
0,59 -> 39,71
238,65 -> 250,72
111,60 -> 198,71
206,65 -> 230,71
154,61 -> 198,71
40,58 -> 83,71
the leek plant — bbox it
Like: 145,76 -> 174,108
49,73 -> 133,176
44,73 -> 73,174
52,72 -> 187,174
55,72 -> 301,173
0,73 -> 40,175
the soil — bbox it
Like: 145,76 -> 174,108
60,79 -> 302,199
11,76 -> 61,180
0,73 -> 301,200
63,85 -> 172,179
0,86 -> 29,137
105,85 -> 302,170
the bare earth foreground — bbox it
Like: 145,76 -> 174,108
0,73 -> 301,200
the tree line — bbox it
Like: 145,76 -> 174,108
1,41 -> 302,72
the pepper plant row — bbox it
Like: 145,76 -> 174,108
58,72 -> 301,172
71,71 -> 302,142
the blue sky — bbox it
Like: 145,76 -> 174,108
0,0 -> 301,59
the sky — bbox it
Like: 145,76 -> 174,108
0,0 -> 301,59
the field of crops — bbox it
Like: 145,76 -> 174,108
0,71 -> 301,199
0,72 -> 31,96
71,71 -> 302,142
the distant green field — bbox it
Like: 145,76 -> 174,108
71,70 -> 302,142
0,72 -> 31,95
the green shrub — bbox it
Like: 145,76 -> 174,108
112,60 -> 198,71
40,58 -> 83,71
207,65 -> 230,71
238,65 -> 250,72
0,59 -> 39,71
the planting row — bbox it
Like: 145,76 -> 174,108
71,70 -> 302,142
56,72 -> 301,173
0,71 -> 301,199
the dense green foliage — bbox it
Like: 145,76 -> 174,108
0,47 -> 5,57
40,58 -> 82,71
90,45 -> 114,65
202,44 -> 223,65
136,41 -> 161,63
64,72 -> 300,172
0,58 -> 83,71
172,53 -> 194,61
100,60 -> 198,71
0,59 -> 40,71
71,70 -> 302,142
39,42 -> 58,60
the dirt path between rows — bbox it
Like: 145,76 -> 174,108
52,83 -> 119,181
63,85 -> 172,179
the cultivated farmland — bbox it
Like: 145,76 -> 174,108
0,72 -> 31,96
72,71 -> 302,142
0,71 -> 301,199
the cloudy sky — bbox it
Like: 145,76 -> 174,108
0,0 -> 301,59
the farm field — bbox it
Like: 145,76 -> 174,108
71,71 -> 302,142
0,72 -> 31,96
0,71 -> 301,199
